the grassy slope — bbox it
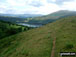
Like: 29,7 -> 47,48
0,24 -> 53,57
0,16 -> 76,57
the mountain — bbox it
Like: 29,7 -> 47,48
0,16 -> 76,57
0,10 -> 76,26
26,10 -> 76,24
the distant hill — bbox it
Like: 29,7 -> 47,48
26,10 -> 76,24
0,14 -> 43,26
0,16 -> 76,57
18,14 -> 43,18
0,14 -> 42,18
0,16 -> 26,23
0,10 -> 76,26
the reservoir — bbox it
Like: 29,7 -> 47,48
17,23 -> 43,27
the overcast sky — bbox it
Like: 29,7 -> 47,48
0,0 -> 76,15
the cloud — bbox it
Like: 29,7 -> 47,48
37,3 -> 60,14
52,0 -> 56,2
0,0 -> 61,14
61,0 -> 76,11
28,0 -> 43,7
47,0 -> 56,3
0,0 -> 76,15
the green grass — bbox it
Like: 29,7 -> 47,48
0,16 -> 76,57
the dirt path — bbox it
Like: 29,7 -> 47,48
51,32 -> 56,57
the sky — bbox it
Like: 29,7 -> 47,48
0,0 -> 76,15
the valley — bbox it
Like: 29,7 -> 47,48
0,0 -> 76,57
0,10 -> 76,28
0,16 -> 76,57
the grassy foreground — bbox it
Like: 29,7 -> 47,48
0,16 -> 76,57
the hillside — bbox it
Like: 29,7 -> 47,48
0,16 -> 76,57
26,10 -> 76,24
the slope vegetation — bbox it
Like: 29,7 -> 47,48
0,21 -> 31,39
0,16 -> 76,57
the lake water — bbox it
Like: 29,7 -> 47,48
18,23 -> 43,27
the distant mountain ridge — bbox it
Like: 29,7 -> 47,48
0,14 -> 42,18
0,10 -> 76,26
33,10 -> 76,20
23,10 -> 76,24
